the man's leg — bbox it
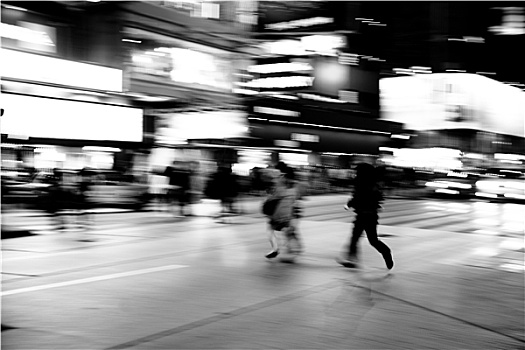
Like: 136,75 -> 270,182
363,214 -> 394,269
348,215 -> 365,258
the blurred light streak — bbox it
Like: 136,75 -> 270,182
299,93 -> 346,103
499,238 -> 525,250
502,222 -> 525,232
279,152 -> 309,166
411,66 -> 431,71
436,189 -> 459,195
500,263 -> 525,272
494,153 -> 525,161
2,4 -> 27,11
447,171 -> 468,178
265,17 -> 334,31
473,247 -> 499,256
267,94 -> 299,100
474,218 -> 499,226
232,88 -> 258,95
240,76 -> 314,89
1,23 -> 55,46
475,192 -> 498,199
253,106 -> 300,117
247,62 -> 313,74
391,134 -> 410,139
301,35 -> 346,53
473,229 -> 499,235
463,153 -> 484,159
426,181 -> 449,188
504,193 -> 525,200
82,146 -> 121,152
145,50 -> 166,57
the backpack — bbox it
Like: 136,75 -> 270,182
262,197 -> 280,216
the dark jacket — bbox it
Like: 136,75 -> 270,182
205,167 -> 239,201
347,163 -> 384,213
164,166 -> 191,190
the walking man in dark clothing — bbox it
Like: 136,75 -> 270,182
164,161 -> 192,216
338,163 -> 394,269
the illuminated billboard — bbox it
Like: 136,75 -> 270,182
258,2 -> 344,33
380,73 -> 525,138
1,48 -> 123,92
1,94 -> 143,142
313,55 -> 379,96
123,28 -> 234,94
155,110 -> 249,145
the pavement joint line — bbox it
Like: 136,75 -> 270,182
1,272 -> 41,278
105,279 -> 343,350
106,271 -> 525,350
0,265 -> 188,297
1,237 -> 268,284
352,283 -> 525,344
380,211 -> 453,226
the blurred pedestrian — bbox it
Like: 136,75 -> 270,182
250,167 -> 265,196
76,168 -> 93,230
164,161 -> 192,216
46,168 -> 67,231
206,164 -> 239,223
263,163 -> 303,259
149,168 -> 170,212
339,163 -> 394,269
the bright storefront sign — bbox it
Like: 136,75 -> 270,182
1,22 -> 56,53
1,48 -> 123,92
155,110 -> 249,145
279,152 -> 309,166
2,94 -> 143,142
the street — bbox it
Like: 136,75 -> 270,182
2,194 -> 525,349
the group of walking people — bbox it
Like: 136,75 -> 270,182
262,161 -> 394,270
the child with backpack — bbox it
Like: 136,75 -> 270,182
262,165 -> 302,259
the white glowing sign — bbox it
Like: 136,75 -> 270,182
380,73 -> 525,137
240,76 -> 314,89
2,94 -> 143,142
262,35 -> 345,56
291,133 -> 319,143
266,17 -> 334,31
1,49 -> 123,92
0,23 -> 55,46
490,7 -> 525,35
248,62 -> 313,74
254,106 -> 300,117
155,110 -> 248,145
130,46 -> 232,91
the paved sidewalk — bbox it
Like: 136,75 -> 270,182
2,202 -> 524,349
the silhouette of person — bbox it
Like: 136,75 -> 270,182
339,163 -> 393,269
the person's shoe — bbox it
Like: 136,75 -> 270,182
336,255 -> 358,268
265,250 -> 279,259
383,252 -> 394,270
